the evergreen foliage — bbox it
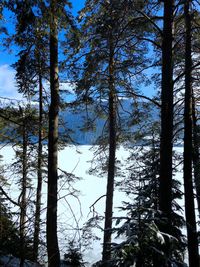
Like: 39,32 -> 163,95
0,0 -> 200,266
0,154 -> 34,261
63,241 -> 86,267
112,125 -> 186,266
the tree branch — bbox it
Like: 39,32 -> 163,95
0,185 -> 20,206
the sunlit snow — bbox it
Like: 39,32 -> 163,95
0,145 -> 186,266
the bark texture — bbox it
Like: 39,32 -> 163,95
46,1 -> 60,266
102,17 -> 117,266
20,115 -> 28,267
192,92 -> 200,217
33,73 -> 43,262
158,2 -> 174,265
159,0 -> 174,230
183,1 -> 199,266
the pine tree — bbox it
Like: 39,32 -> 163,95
63,241 -> 86,267
12,7 -> 49,262
76,1 -> 149,264
0,154 -> 19,256
46,1 -> 75,266
183,0 -> 199,266
159,0 -> 174,230
9,1 -> 74,264
156,2 -> 178,265
2,105 -> 38,265
33,70 -> 44,263
112,113 -> 186,266
10,1 -> 48,261
192,92 -> 200,217
114,130 -> 162,267
190,1 -> 200,219
46,0 -> 60,265
0,147 -> 35,261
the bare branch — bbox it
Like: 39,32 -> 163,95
0,185 -> 20,206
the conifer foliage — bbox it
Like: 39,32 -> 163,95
0,0 -> 200,267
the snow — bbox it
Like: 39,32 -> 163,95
0,255 -> 40,267
0,144 -> 186,266
57,145 -> 130,265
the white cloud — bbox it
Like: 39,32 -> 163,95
0,64 -> 22,100
0,65 -> 76,103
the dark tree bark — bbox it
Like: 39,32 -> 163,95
158,1 -> 175,265
33,73 -> 43,262
20,114 -> 28,267
102,17 -> 117,267
183,1 -> 199,266
46,1 -> 60,266
159,0 -> 174,231
192,91 -> 200,217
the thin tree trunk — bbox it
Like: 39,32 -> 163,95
192,92 -> 200,217
20,114 -> 28,267
102,17 -> 116,266
33,73 -> 43,262
159,0 -> 174,233
183,1 -> 199,266
46,0 -> 60,266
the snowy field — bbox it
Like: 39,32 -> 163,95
0,145 -> 186,266
58,145 -> 130,265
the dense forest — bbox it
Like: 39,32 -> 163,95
0,0 -> 200,266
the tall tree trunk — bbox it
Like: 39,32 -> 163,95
102,17 -> 116,266
33,73 -> 43,262
183,1 -> 199,266
158,1 -> 174,265
20,114 -> 28,267
159,0 -> 174,232
192,92 -> 200,217
46,1 -> 60,266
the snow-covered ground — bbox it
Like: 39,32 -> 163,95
57,145 -> 129,265
0,145 -> 187,266
1,145 -> 131,266
0,255 -> 41,267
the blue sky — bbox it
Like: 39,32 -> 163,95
73,0 -> 85,15
0,0 -> 85,99
0,0 -> 156,100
